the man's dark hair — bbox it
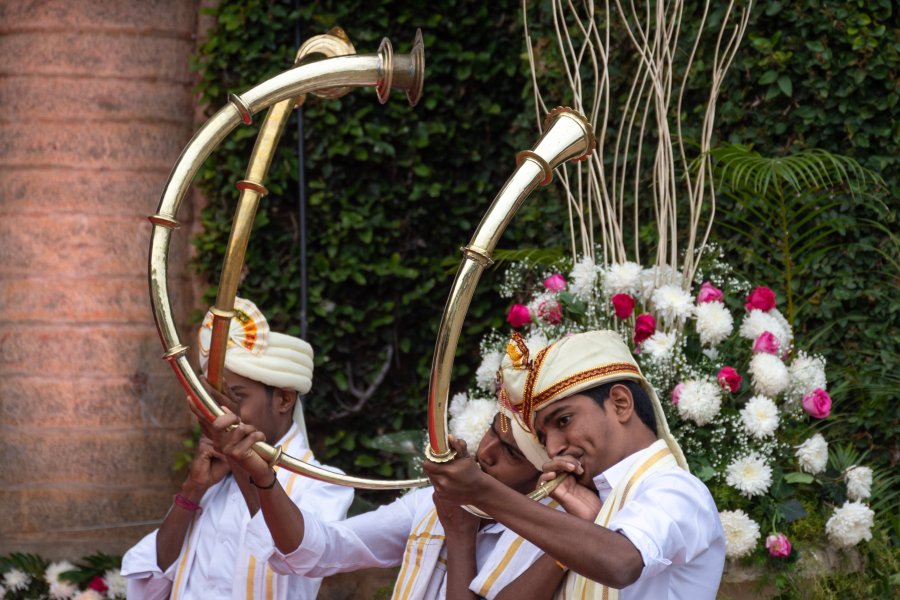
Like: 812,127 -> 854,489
581,380 -> 657,433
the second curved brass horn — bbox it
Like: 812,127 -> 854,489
425,107 -> 595,505
149,30 -> 428,490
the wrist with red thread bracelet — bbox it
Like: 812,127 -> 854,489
173,493 -> 203,513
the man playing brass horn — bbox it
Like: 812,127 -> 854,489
424,330 -> 725,599
209,393 -> 568,599
121,298 -> 353,599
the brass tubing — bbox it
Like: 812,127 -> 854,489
207,31 -> 353,391
149,36 -> 430,490
425,108 -> 595,463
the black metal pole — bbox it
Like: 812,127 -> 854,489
294,1 -> 308,341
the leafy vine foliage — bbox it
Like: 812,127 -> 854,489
191,0 -> 897,528
191,0 -> 568,481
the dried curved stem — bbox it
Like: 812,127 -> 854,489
523,0 -> 753,310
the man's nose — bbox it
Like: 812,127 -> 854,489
478,434 -> 500,466
544,430 -> 567,458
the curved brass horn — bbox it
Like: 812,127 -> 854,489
206,28 -> 359,394
149,30 -> 429,490
425,107 -> 595,506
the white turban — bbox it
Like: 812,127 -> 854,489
498,330 -> 687,469
198,297 -> 314,434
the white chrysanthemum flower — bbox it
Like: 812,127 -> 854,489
73,591 -> 103,600
740,395 -> 780,438
639,265 -> 682,301
739,309 -> 791,353
525,331 -> 549,356
845,465 -> 873,501
46,561 -> 77,599
652,284 -> 695,323
449,395 -> 497,451
767,308 -> 794,350
795,433 -> 828,474
676,379 -> 722,426
726,453 -> 773,497
826,501 -> 875,547
45,561 -> 76,584
50,581 -> 78,600
475,351 -> 503,393
719,509 -> 761,558
695,301 -> 734,347
702,347 -> 719,360
602,261 -> 643,296
642,330 -> 678,362
788,352 -> 827,398
3,569 -> 29,591
748,352 -> 790,396
569,256 -> 598,299
449,392 -> 469,421
103,570 -> 128,599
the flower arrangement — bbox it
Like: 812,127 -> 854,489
0,553 -> 125,600
460,249 -> 883,569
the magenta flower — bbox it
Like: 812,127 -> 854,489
752,331 -> 781,355
543,273 -> 567,293
745,286 -> 776,312
671,383 -> 685,405
717,366 -> 743,393
697,281 -> 724,304
765,533 -> 792,558
506,304 -> 532,329
802,388 -> 832,419
611,293 -> 636,319
536,299 -> 563,324
634,313 -> 656,343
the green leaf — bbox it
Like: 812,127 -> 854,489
778,499 -> 808,523
783,472 -> 815,485
777,75 -> 793,97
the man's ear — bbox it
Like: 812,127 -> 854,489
607,384 -> 635,423
275,389 -> 297,416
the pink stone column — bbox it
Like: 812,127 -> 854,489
0,0 -> 201,557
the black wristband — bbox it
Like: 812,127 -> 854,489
249,472 -> 278,490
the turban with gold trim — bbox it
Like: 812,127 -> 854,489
499,330 -> 687,469
198,297 -> 314,434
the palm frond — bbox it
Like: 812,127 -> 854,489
711,144 -> 884,198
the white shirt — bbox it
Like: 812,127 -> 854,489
121,424 -> 353,600
246,486 -> 548,599
592,444 -> 725,599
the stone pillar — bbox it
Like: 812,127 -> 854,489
0,0 -> 200,557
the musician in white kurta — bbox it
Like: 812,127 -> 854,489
215,395 -> 563,600
122,424 -> 352,600
122,298 -> 354,599
425,331 -> 726,599
245,485 -> 552,600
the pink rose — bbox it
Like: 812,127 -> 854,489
697,281 -> 724,304
611,293 -> 636,319
717,366 -> 743,393
506,304 -> 532,329
543,273 -> 567,293
802,388 -> 832,419
752,331 -> 781,355
88,576 -> 109,593
536,299 -> 563,324
671,383 -> 685,405
765,533 -> 792,558
634,313 -> 656,343
745,286 -> 776,311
